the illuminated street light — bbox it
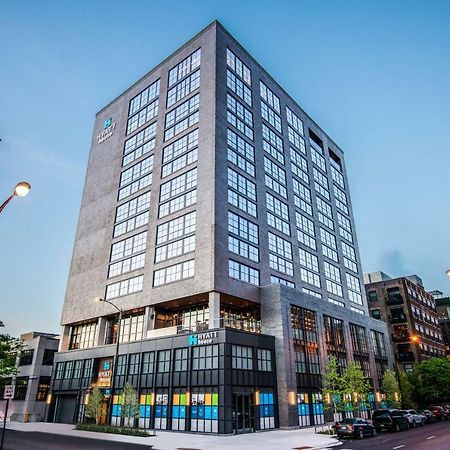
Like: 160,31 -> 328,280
0,181 -> 31,214
446,269 -> 450,277
411,335 -> 420,344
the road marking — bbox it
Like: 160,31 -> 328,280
426,436 -> 436,440
393,446 -> 405,449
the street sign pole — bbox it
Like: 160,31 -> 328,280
0,398 -> 9,450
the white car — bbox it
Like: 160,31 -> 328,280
399,409 -> 426,427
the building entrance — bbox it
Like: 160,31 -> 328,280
232,390 -> 254,433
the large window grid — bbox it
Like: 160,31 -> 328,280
291,305 -> 317,342
260,81 -> 280,113
350,324 -> 368,354
69,322 -> 97,350
296,212 -> 316,251
261,102 -> 282,133
227,70 -> 252,106
192,345 -> 219,370
346,273 -> 363,305
264,157 -> 287,198
126,100 -> 158,135
256,349 -> 273,372
290,148 -> 309,184
129,79 -> 160,116
338,212 -> 353,243
293,179 -> 312,216
228,259 -> 259,285
331,165 -> 345,188
262,124 -> 283,154
153,260 -> 195,286
226,48 -> 251,86
323,316 -> 346,350
288,127 -> 306,153
106,313 -> 145,344
227,94 -> 253,140
227,128 -> 255,161
162,149 -> 197,179
110,232 -> 147,262
164,111 -> 199,142
313,168 -> 330,200
166,95 -> 200,129
228,168 -> 256,201
168,48 -> 201,87
160,169 -> 197,203
270,275 -> 295,288
159,190 -> 197,218
228,235 -> 259,262
156,212 -> 196,245
299,248 -> 319,273
155,235 -> 195,263
162,129 -> 199,164
167,70 -> 200,107
286,107 -> 304,136
231,345 -> 253,370
124,123 -> 157,158
228,211 -> 258,244
310,143 -> 327,172
105,275 -> 144,300
115,192 -> 151,224
108,253 -> 146,278
114,211 -> 149,238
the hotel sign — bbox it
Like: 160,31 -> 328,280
97,117 -> 116,144
188,331 -> 218,346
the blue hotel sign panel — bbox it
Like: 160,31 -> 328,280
97,117 -> 116,144
188,331 -> 218,346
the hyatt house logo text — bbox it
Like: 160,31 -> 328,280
97,117 -> 116,144
188,331 -> 218,346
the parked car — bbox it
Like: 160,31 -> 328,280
428,406 -> 447,421
418,409 -> 437,424
398,409 -> 426,427
372,409 -> 410,432
335,418 -> 376,439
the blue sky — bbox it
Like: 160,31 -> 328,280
1,0 -> 450,337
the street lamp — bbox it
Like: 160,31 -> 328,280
95,297 -> 122,425
0,182 -> 31,214
446,270 -> 450,277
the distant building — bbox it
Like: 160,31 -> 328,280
431,290 -> 450,359
0,332 -> 59,422
364,273 -> 446,372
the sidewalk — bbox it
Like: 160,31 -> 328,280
5,421 -> 342,450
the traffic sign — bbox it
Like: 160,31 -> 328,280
3,385 -> 14,400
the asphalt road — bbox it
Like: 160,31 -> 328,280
0,430 -> 153,450
334,420 -> 450,450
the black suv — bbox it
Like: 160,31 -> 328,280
372,409 -> 410,432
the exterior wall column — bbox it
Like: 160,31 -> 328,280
261,285 -> 299,429
59,326 -> 71,352
95,317 -> 108,347
209,291 -> 220,329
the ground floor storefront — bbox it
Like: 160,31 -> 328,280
48,328 -> 277,434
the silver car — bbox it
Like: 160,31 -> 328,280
399,409 -> 426,427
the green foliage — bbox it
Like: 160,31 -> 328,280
121,382 -> 140,427
0,334 -> 22,378
322,355 -> 343,413
75,423 -> 152,437
410,357 -> 450,406
382,369 -> 400,408
85,386 -> 104,425
398,371 -> 414,409
341,362 -> 371,415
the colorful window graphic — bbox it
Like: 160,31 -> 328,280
111,394 -> 123,426
258,390 -> 275,429
190,388 -> 219,433
312,392 -> 325,425
297,391 -> 310,426
154,390 -> 169,429
172,389 -> 187,430
138,391 -> 153,429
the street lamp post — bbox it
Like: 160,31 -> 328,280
0,182 -> 31,214
96,298 -> 122,425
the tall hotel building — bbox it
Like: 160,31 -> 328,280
49,21 -> 392,433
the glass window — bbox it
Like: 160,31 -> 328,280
69,322 -> 97,350
129,79 -> 160,116
228,260 -> 259,285
36,376 -> 51,401
167,70 -> 200,107
256,349 -> 272,371
168,48 -> 201,87
227,69 -> 252,106
153,259 -> 195,286
260,81 -> 280,113
105,275 -> 144,300
226,48 -> 251,85
157,350 -> 171,373
192,345 -> 219,370
232,345 -> 253,370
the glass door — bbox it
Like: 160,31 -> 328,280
232,391 -> 254,433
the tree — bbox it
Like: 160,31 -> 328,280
0,334 -> 22,377
85,386 -> 104,425
322,355 -> 344,417
121,382 -> 140,428
342,362 -> 370,416
410,358 -> 450,406
382,369 -> 400,408
398,371 -> 414,409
